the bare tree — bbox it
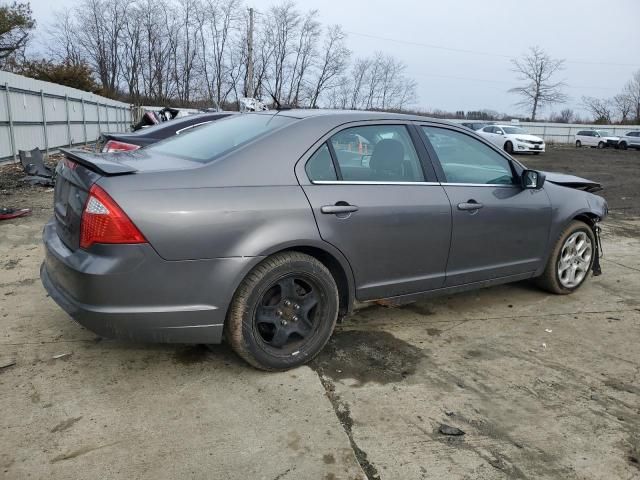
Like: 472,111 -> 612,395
263,1 -> 300,101
44,0 -> 420,111
285,10 -> 320,105
582,96 -> 613,124
613,93 -> 634,123
46,11 -> 83,65
197,0 -> 241,106
509,46 -> 567,121
555,108 -> 574,123
309,25 -> 349,108
623,69 -> 640,122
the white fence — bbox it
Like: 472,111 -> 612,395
0,71 -> 132,162
449,119 -> 640,144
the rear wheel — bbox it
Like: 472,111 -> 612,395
575,140 -> 582,148
504,141 -> 514,154
597,141 -> 605,149
536,221 -> 595,294
226,252 -> 339,370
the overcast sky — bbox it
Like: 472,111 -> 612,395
25,0 -> 640,117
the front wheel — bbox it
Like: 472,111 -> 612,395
226,252 -> 339,370
575,140 -> 582,148
619,142 -> 627,150
535,221 -> 595,294
504,141 -> 514,154
597,141 -> 605,149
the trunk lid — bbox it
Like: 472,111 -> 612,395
53,149 -> 138,250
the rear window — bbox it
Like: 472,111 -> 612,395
146,114 -> 295,162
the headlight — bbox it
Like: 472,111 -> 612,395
515,138 -> 531,144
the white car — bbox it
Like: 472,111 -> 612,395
574,130 -> 620,149
477,125 -> 545,154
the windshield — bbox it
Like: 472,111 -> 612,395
596,130 -> 610,136
503,127 -> 526,134
146,114 -> 295,162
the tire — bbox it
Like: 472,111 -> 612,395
226,252 -> 339,370
597,141 -> 605,149
619,142 -> 627,150
533,152 -> 541,155
535,220 -> 595,295
504,141 -> 514,154
575,140 -> 581,148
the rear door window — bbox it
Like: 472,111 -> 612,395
305,144 -> 337,181
327,125 -> 424,182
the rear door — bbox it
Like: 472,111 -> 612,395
297,122 -> 452,300
419,125 -> 551,286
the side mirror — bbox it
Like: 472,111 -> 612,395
522,169 -> 545,189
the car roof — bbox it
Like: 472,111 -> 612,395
251,108 -> 462,127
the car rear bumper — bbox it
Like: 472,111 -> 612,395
40,218 -> 260,344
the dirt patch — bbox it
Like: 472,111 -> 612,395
172,345 -> 211,365
313,330 -> 424,386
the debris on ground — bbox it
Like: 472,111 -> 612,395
545,329 -> 553,333
52,353 -> 72,360
439,424 -> 465,436
0,207 -> 32,220
19,149 -> 54,187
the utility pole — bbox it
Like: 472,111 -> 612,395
246,7 -> 254,97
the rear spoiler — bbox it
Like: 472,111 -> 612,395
60,148 -> 138,175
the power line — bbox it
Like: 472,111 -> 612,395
410,72 -> 620,91
344,30 -> 640,68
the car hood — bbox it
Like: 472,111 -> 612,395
509,134 -> 543,142
603,136 -> 620,141
543,171 -> 602,193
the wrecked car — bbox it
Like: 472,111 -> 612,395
40,110 -> 607,371
98,112 -> 234,153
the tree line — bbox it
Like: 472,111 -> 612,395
1,0 -> 418,110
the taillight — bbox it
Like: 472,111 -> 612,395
80,185 -> 147,249
102,140 -> 141,153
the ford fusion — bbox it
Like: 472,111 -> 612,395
41,110 -> 607,370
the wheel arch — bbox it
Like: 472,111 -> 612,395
251,240 -> 356,318
573,212 -> 600,227
277,245 -> 355,318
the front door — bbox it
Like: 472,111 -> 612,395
298,123 -> 452,300
420,125 -> 552,286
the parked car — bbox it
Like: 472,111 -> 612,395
41,110 -> 607,371
617,131 -> 640,150
460,121 -> 494,131
97,112 -> 234,152
477,124 -> 545,154
574,130 -> 620,149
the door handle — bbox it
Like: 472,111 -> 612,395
321,204 -> 359,214
457,201 -> 483,211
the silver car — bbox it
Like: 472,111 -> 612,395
618,131 -> 640,150
41,110 -> 608,370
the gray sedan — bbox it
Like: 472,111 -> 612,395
41,110 -> 607,370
